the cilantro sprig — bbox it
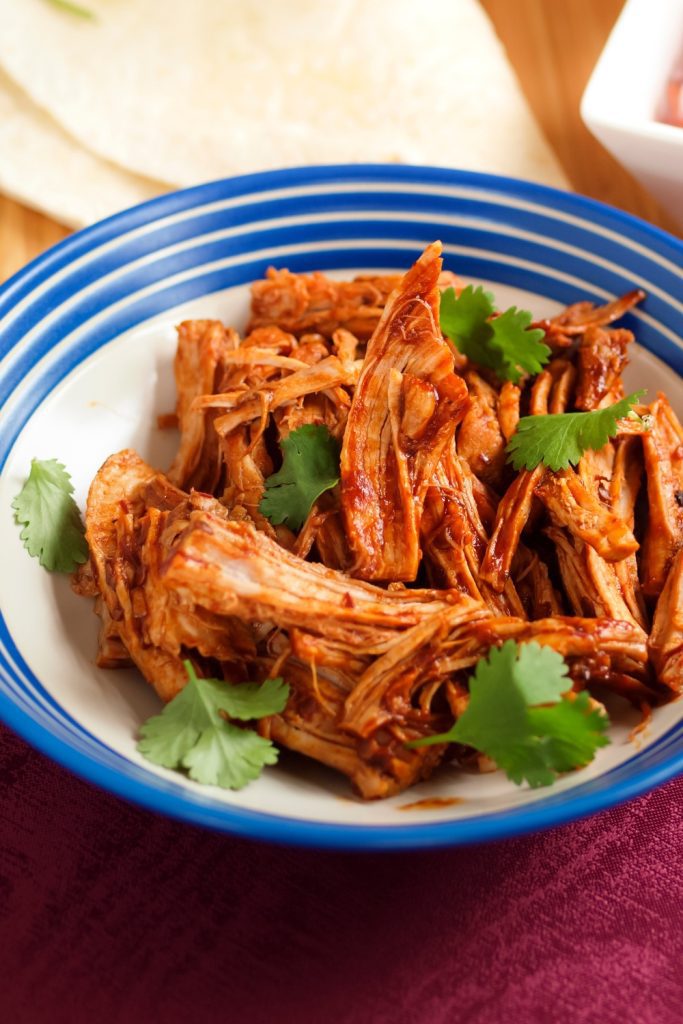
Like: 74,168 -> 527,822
138,661 -> 289,790
259,424 -> 340,531
12,458 -> 89,573
440,285 -> 550,384
409,641 -> 609,788
506,391 -> 646,471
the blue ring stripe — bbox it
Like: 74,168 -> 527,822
2,192 -> 681,343
3,614 -> 681,785
0,631 -> 113,740
0,671 -> 681,850
1,168 -> 681,330
2,607 -> 683,841
1,228 -> 680,418
2,215 -> 680,370
2,202 -> 680,363
2,244 -> 681,475
1,163 -> 680,314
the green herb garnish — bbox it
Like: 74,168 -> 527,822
408,641 -> 610,788
12,458 -> 88,572
259,424 -> 340,531
440,285 -> 550,384
45,0 -> 96,21
138,662 -> 289,790
506,391 -> 646,471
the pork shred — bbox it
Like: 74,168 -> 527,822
74,245 -> 681,799
340,242 -> 469,581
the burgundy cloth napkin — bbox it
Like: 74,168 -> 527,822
1,722 -> 681,1024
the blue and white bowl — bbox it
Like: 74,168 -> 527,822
0,165 -> 681,849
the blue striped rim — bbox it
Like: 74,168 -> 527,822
0,164 -> 682,849
2,597 -> 682,779
1,603 -> 683,851
2,199 -> 680,341
1,164 -> 680,318
2,242 -> 681,472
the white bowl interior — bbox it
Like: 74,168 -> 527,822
581,0 -> 683,224
1,273 -> 682,828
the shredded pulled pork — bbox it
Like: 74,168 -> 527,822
74,245 -> 681,799
340,242 -> 469,581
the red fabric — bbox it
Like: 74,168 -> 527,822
0,721 -> 681,1024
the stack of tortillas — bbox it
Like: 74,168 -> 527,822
0,0 -> 568,228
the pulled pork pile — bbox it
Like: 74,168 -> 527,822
73,242 -> 683,798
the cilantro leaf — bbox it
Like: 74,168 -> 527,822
259,424 -> 340,531
506,642 -> 570,705
408,641 -> 609,788
440,284 -> 495,349
138,661 -> 289,790
527,692 -> 610,775
44,0 -> 96,20
12,458 -> 88,572
440,285 -> 550,384
488,307 -> 550,381
181,722 -> 279,789
506,391 -> 646,471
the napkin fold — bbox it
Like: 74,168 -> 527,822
1,722 -> 682,1024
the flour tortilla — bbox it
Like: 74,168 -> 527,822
0,67 -> 165,227
0,0 -> 568,193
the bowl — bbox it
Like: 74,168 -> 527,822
0,164 -> 682,850
581,0 -> 683,227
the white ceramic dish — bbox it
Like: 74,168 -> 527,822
581,0 -> 683,226
0,165 -> 682,849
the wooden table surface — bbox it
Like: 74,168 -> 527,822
0,0 -> 679,284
